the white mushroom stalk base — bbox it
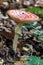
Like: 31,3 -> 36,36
13,23 -> 23,52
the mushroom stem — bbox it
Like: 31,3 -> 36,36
13,23 -> 23,52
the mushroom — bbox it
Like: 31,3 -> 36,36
7,10 -> 39,52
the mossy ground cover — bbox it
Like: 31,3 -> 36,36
25,7 -> 43,18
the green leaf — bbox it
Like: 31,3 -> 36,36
25,56 -> 40,65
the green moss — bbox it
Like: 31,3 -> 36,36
25,7 -> 43,18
